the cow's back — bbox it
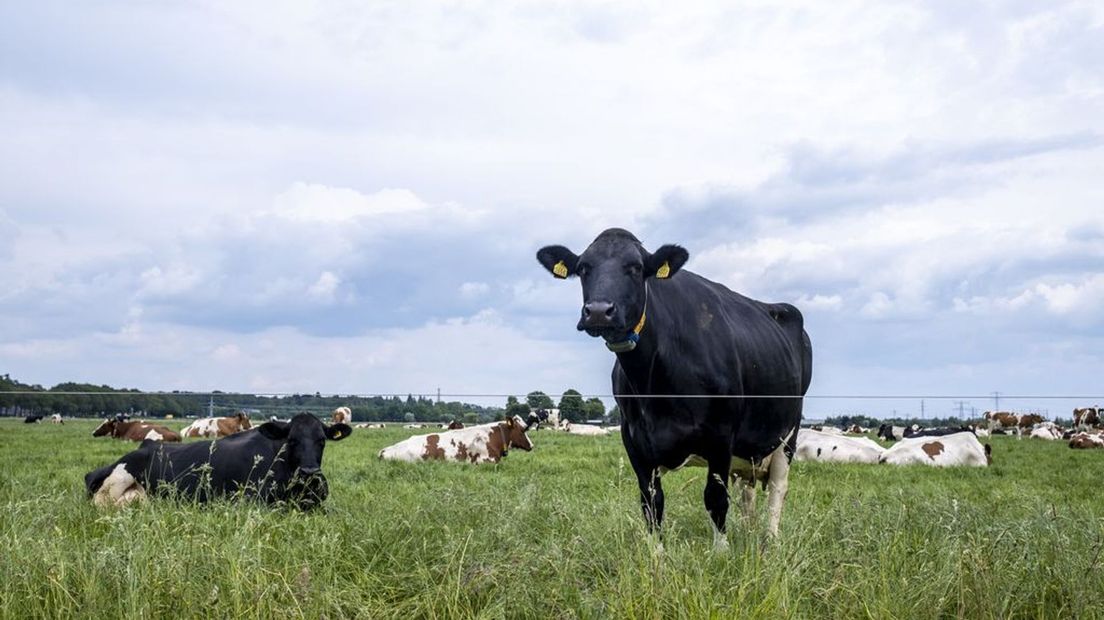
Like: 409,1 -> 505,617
615,270 -> 810,464
134,431 -> 281,500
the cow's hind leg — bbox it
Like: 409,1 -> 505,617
733,474 -> 756,524
705,457 -> 731,550
765,444 -> 791,538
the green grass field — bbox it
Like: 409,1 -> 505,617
1,419 -> 1102,619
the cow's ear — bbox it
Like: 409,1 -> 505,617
645,244 -> 689,280
325,424 -> 352,441
536,245 -> 579,279
505,417 -> 516,428
257,421 -> 290,440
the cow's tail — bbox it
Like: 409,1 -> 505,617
84,464 -> 115,498
800,330 -> 813,395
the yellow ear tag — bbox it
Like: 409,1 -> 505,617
656,261 -> 671,279
552,260 -> 569,279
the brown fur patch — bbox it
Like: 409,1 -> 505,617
506,422 -> 533,451
452,440 -> 470,462
1017,414 -> 1044,429
921,441 -> 945,460
422,434 -> 446,460
485,428 -> 506,463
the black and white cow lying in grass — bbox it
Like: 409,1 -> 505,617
85,413 -> 351,509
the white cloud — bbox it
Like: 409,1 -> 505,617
1,1 -> 1102,413
271,184 -> 428,223
307,271 -> 341,303
458,281 -> 490,300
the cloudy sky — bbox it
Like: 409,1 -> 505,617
1,1 -> 1102,418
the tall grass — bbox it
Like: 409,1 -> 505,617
1,419 -> 1102,619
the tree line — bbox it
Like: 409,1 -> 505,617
1,374 -> 623,424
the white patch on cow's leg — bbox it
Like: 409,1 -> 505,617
93,464 -> 147,507
711,520 -> 730,552
765,445 -> 790,538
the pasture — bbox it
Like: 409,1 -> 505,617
2,419 -> 1103,619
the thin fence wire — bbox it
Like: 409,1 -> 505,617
1,391 -> 1101,400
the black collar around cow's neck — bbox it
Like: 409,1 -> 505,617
604,282 -> 649,353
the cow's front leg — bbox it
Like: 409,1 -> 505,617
704,457 -> 731,550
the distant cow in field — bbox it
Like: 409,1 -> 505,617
809,425 -> 843,435
50,414 -> 63,424
1028,422 -> 1063,441
879,432 -> 991,467
447,420 -> 464,430
331,407 -> 353,425
903,426 -> 975,439
180,413 -> 253,438
1068,431 -> 1104,449
877,424 -> 919,442
844,425 -> 870,435
1017,414 -> 1045,431
355,423 -> 386,429
402,423 -> 426,429
795,429 -> 884,464
538,228 -> 812,543
561,422 -> 609,436
1073,407 -> 1101,430
379,416 -> 533,464
85,413 -> 352,509
92,418 -> 181,442
984,411 -> 1017,433
23,414 -> 44,423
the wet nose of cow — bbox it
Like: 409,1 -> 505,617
581,301 -> 617,327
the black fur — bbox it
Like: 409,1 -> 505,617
538,229 -> 812,534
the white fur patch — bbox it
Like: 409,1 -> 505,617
93,464 -> 146,507
144,429 -> 164,441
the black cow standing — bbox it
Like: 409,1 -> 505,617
85,413 -> 351,510
538,229 -> 812,543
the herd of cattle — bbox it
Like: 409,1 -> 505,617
33,401 -> 1103,514
14,229 -> 1104,545
798,406 -> 1104,467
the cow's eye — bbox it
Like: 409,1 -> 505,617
625,264 -> 642,276
577,264 -> 590,277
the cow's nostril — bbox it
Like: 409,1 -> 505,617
604,305 -> 616,318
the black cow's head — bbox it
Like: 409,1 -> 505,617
256,413 -> 351,508
537,228 -> 688,352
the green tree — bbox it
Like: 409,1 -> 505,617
583,397 -> 605,421
605,405 -> 621,425
559,389 -> 585,423
505,396 -> 531,419
526,391 -> 554,411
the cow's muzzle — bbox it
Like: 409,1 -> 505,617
577,301 -> 625,336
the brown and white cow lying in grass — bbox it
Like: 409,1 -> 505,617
180,412 -> 253,438
379,416 -> 533,464
1069,431 -> 1104,449
879,432 -> 991,467
355,423 -> 386,429
92,418 -> 181,442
